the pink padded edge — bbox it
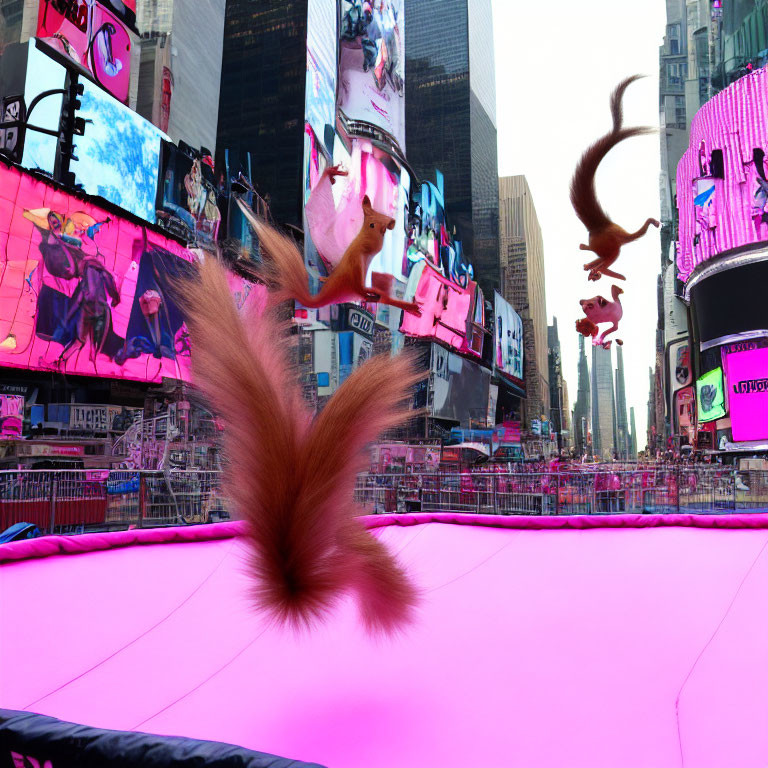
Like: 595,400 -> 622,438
0,521 -> 247,564
366,511 -> 768,531
4,512 -> 768,565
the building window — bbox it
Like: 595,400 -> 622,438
667,24 -> 681,55
675,96 -> 686,128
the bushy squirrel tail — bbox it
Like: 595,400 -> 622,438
570,75 -> 654,233
181,257 -> 419,633
235,197 -> 317,308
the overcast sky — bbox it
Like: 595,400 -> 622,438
491,0 -> 668,450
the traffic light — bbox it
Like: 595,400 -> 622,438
55,76 -> 85,185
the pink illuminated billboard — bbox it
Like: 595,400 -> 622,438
36,0 -> 133,104
0,162 -> 196,383
399,259 -> 482,357
722,344 -> 768,442
677,66 -> 768,282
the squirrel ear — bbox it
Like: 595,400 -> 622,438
387,218 -> 396,230
362,195 -> 372,209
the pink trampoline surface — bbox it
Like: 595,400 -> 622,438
2,514 -> 768,768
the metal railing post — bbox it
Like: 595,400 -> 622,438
48,476 -> 57,535
138,473 -> 146,528
555,471 -> 561,516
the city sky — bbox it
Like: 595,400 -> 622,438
492,0 -> 668,450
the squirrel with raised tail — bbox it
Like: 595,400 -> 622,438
236,189 -> 421,316
570,75 -> 659,282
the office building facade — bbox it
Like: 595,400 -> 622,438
136,0 -> 226,150
499,175 -> 549,432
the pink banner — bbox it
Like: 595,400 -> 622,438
723,344 -> 768,441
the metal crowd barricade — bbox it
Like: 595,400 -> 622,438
3,466 -> 768,536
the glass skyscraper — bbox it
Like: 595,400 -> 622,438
216,2 -> 309,229
404,0 -> 499,298
591,345 -> 616,461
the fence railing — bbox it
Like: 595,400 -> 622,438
0,466 -> 764,536
0,469 -> 227,534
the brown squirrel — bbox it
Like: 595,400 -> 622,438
570,75 -> 659,281
181,257 -> 420,634
237,194 -> 421,315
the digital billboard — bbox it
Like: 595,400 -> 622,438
36,0 -> 133,103
668,339 -> 691,395
722,343 -> 768,442
0,162 -> 194,383
0,394 -> 24,437
431,344 -> 491,426
304,136 -> 408,281
695,367 -> 725,424
677,66 -> 768,282
400,260 -> 482,358
305,0 -> 337,154
17,41 -> 68,173
337,0 -> 405,151
493,292 -> 523,382
407,171 -> 474,287
71,78 -> 166,222
156,142 -> 221,248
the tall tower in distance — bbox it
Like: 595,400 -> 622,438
630,406 -> 638,459
499,175 -> 549,433
573,335 -> 591,456
405,0 -> 499,298
548,317 -> 564,452
614,345 -> 630,459
591,345 -> 615,461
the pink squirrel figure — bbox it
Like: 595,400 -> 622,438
575,284 -> 624,349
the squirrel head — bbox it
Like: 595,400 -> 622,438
355,195 -> 396,255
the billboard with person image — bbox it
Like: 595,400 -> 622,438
493,292 -> 524,383
337,0 -> 405,151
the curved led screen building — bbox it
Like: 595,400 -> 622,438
676,65 -> 768,452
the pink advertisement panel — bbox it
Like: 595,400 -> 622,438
722,344 -> 768,442
36,0 -> 133,104
0,162 -> 196,383
399,260 -> 479,357
677,66 -> 768,281
0,394 -> 24,437
304,135 -> 407,282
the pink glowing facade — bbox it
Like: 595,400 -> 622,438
676,66 -> 768,282
0,162 -> 262,385
399,259 -> 485,357
722,344 -> 768,442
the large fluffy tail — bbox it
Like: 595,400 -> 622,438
235,197 -> 317,307
182,257 -> 419,633
569,76 -> 653,232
